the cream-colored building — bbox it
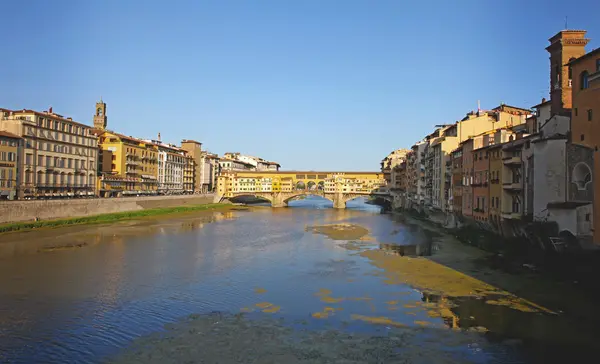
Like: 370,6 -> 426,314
199,152 -> 220,193
0,107 -> 98,198
426,105 -> 531,212
0,130 -> 22,200
219,158 -> 254,171
146,137 -> 187,194
222,152 -> 280,171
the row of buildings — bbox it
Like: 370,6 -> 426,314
0,101 -> 279,199
383,29 -> 599,247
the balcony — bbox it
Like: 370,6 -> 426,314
501,211 -> 522,220
503,156 -> 521,165
503,182 -> 522,190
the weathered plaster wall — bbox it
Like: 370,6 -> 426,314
533,139 -> 566,220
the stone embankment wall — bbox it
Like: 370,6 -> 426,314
0,194 -> 217,224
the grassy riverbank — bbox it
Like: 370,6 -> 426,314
0,203 -> 231,234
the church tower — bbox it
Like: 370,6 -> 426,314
93,99 -> 107,129
546,30 -> 589,116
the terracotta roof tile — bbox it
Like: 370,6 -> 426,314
0,130 -> 22,139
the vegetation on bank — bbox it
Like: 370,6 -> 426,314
0,203 -> 231,234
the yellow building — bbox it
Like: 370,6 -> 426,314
0,131 -> 21,200
183,154 -> 194,193
280,177 -> 293,192
95,130 -> 159,197
272,177 -> 281,192
218,171 -> 385,198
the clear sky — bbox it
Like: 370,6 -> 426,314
1,0 -> 599,171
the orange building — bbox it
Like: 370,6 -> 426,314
546,30 -> 589,116
450,146 -> 463,215
569,47 -> 600,244
461,139 -> 474,217
472,140 -> 491,222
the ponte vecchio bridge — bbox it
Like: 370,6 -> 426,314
216,171 -> 389,209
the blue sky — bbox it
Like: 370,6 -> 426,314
1,0 -> 599,171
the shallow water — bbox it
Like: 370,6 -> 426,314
0,198 -> 595,363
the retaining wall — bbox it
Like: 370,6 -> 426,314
0,194 -> 217,224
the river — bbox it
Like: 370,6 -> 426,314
0,197 -> 598,363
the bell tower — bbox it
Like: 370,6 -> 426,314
546,30 -> 589,116
93,99 -> 107,129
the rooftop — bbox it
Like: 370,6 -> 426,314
567,47 -> 600,65
0,130 -> 22,139
181,139 -> 202,145
9,108 -> 92,129
532,98 -> 551,109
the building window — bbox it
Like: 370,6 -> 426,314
588,109 -> 593,121
512,196 -> 520,213
581,71 -> 589,89
581,134 -> 585,141
575,108 -> 578,116
597,59 -> 600,72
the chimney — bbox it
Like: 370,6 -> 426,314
542,97 -> 546,103
49,106 -> 53,113
157,132 -> 161,141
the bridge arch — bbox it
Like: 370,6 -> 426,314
283,192 -> 334,204
227,193 -> 273,203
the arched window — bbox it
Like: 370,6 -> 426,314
572,162 -> 592,190
581,71 -> 589,90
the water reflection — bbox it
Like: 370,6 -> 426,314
0,200 -> 596,363
378,242 -> 435,257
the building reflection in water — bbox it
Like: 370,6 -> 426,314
378,242 -> 433,257
420,290 -> 597,362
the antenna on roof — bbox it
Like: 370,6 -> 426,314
565,16 -> 568,30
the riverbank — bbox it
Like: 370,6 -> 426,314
392,209 -> 600,321
0,203 -> 233,234
0,194 -> 218,224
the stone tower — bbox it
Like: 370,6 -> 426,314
546,30 -> 589,116
93,99 -> 107,129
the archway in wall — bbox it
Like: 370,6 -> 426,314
317,181 -> 324,190
307,181 -> 317,191
296,181 -> 306,190
572,162 -> 592,190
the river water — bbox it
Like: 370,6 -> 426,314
0,197 -> 597,363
